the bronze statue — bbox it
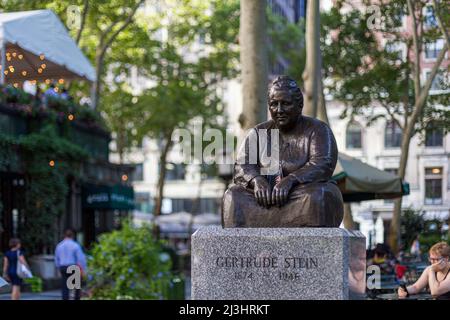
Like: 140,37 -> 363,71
222,76 -> 343,228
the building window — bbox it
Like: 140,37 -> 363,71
346,121 -> 362,149
170,198 -> 220,214
165,163 -> 186,181
201,164 -> 218,180
385,121 -> 402,148
386,42 -> 404,61
424,167 -> 443,205
425,124 -> 443,147
424,5 -> 438,29
425,39 -> 445,59
425,70 -> 447,91
132,163 -> 144,181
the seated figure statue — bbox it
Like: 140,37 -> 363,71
222,76 -> 344,228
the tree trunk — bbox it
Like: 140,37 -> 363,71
389,121 -> 413,253
448,216 -> 450,240
302,0 -> 320,117
343,203 -> 355,230
154,138 -> 173,217
239,0 -> 268,131
317,53 -> 329,124
91,48 -> 105,109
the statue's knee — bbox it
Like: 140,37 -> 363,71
223,185 -> 245,212
306,183 -> 341,203
224,185 -> 245,200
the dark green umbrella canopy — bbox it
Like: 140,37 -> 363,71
332,153 -> 409,202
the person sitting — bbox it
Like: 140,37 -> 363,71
398,242 -> 450,300
222,76 -> 343,228
369,244 -> 395,275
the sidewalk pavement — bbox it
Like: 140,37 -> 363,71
0,289 -> 61,300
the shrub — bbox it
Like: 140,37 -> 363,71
400,207 -> 425,251
87,220 -> 174,300
1,85 -> 32,104
24,277 -> 43,293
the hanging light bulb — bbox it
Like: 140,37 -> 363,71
6,56 -> 11,61
45,79 -> 50,84
18,54 -> 23,60
22,71 -> 27,76
12,52 -> 17,57
58,78 -> 64,84
39,54 -> 45,60
41,64 -> 46,69
38,68 -> 43,73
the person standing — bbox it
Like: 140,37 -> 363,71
410,235 -> 421,259
2,238 -> 30,300
55,229 -> 87,300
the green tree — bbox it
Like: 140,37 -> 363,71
321,0 -> 449,252
400,207 -> 425,252
129,0 -> 240,218
267,9 -> 306,87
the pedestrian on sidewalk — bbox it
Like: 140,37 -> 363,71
55,229 -> 87,300
2,238 -> 30,300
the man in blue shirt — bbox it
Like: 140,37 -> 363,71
55,228 -> 87,300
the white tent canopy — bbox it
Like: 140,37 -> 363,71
0,9 -> 95,83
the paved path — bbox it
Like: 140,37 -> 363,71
0,289 -> 61,300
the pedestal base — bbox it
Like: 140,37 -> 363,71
191,226 -> 366,300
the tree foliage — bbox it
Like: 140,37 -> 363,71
321,0 -> 449,135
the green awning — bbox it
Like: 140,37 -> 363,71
82,183 -> 134,210
332,153 -> 409,202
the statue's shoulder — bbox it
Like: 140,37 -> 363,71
301,116 -> 332,131
254,120 -> 276,130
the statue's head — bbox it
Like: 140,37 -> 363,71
268,75 -> 303,131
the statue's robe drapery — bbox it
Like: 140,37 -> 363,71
222,116 -> 344,228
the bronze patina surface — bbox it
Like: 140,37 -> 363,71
222,76 -> 343,228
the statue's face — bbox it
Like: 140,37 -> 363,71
268,88 -> 301,131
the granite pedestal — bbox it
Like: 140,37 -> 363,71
191,226 -> 366,300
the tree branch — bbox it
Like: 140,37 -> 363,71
381,102 -> 404,130
408,43 -> 448,136
407,0 -> 421,100
101,0 -> 144,56
75,0 -> 89,44
432,0 -> 450,49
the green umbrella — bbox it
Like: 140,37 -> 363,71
332,153 -> 409,202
